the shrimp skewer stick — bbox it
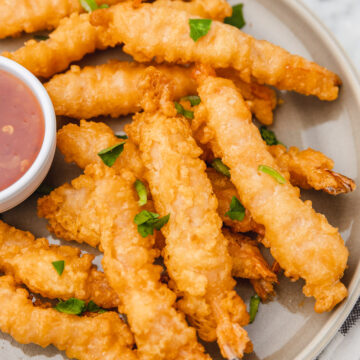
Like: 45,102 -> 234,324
126,68 -> 252,358
45,61 -> 277,124
0,276 -> 137,360
88,2 -> 341,100
193,70 -> 349,313
41,165 -> 210,360
2,0 -> 231,78
0,0 -> 123,39
0,220 -> 120,309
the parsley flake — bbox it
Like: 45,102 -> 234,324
134,180 -> 147,206
249,294 -> 261,323
260,126 -> 283,146
116,134 -> 128,139
55,298 -> 86,315
258,165 -> 286,184
180,95 -> 201,106
134,211 -> 170,238
211,159 -> 230,178
86,300 -> 107,314
52,260 -> 65,276
224,4 -> 246,29
175,102 -> 194,120
80,0 -> 109,12
225,196 -> 245,221
33,34 -> 49,41
98,142 -> 125,167
189,19 -> 212,42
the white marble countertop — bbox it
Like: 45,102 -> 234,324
301,0 -> 360,71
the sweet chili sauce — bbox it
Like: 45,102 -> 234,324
0,70 -> 44,191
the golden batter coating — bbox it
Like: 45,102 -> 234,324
0,220 -> 120,309
2,0 -> 231,78
194,73 -> 349,313
45,62 -> 196,119
268,145 -> 356,195
0,0 -> 122,39
126,68 -> 252,358
40,164 -> 209,360
0,276 -> 136,360
89,2 -> 341,100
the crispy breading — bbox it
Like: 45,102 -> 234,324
126,68 -> 252,359
0,276 -> 136,360
40,165 -> 209,360
2,0 -> 232,78
217,68 -> 278,125
268,144 -> 356,195
89,2 -> 341,100
0,220 -> 120,309
206,168 -> 265,234
45,61 -> 276,124
0,0 -> 122,39
194,73 -> 349,313
45,62 -> 196,119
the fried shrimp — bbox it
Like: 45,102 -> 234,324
193,71 -> 349,313
0,220 -> 120,309
0,0 -> 122,39
89,2 -> 341,100
45,61 -> 276,123
268,145 -> 356,195
0,276 -> 137,360
126,68 -> 252,359
45,62 -> 196,119
2,0 -> 232,78
40,164 -> 210,360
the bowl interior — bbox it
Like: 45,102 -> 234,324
0,0 -> 360,359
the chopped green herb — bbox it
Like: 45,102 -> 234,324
174,102 -> 194,120
134,179 -> 147,206
134,210 -> 170,238
258,165 -> 286,184
116,134 -> 128,139
180,95 -> 201,106
55,298 -> 86,315
98,142 -> 125,167
36,183 -> 54,195
52,260 -> 65,276
260,126 -> 283,146
225,196 -> 245,221
249,294 -> 260,323
86,300 -> 107,314
33,34 -> 49,41
224,4 -> 246,29
189,19 -> 212,42
80,0 -> 108,12
211,159 -> 230,178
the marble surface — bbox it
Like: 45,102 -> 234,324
301,0 -> 360,71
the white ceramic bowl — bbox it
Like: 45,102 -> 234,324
0,56 -> 56,212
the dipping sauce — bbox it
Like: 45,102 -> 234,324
0,70 -> 44,191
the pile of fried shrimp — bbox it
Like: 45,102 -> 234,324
0,0 -> 356,359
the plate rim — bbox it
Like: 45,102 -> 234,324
273,0 -> 360,359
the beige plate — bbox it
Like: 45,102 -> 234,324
1,0 -> 360,359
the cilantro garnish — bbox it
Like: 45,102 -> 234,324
98,142 -> 125,167
225,196 -> 245,221
80,0 -> 108,12
211,159 -> 230,178
134,211 -> 170,238
55,298 -> 86,315
52,260 -> 65,276
174,102 -> 194,120
249,294 -> 261,323
224,4 -> 246,29
180,95 -> 201,106
260,126 -> 283,146
258,165 -> 286,184
134,180 -> 147,206
189,19 -> 212,42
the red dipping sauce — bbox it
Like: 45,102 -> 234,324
0,70 -> 44,191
